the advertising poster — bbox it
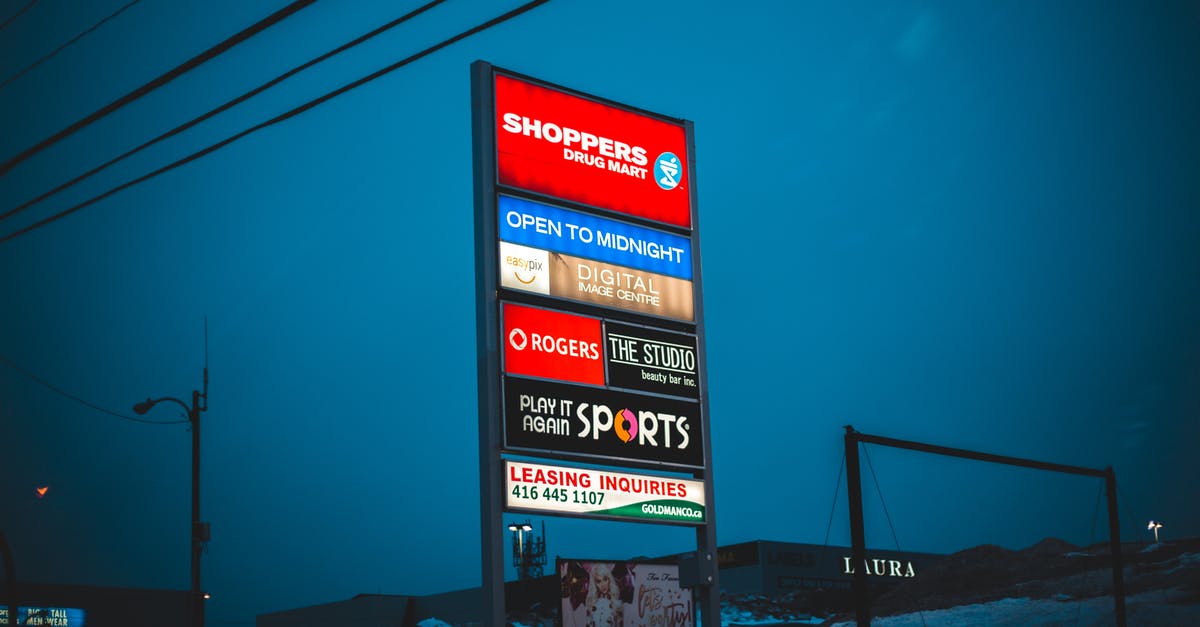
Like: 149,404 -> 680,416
504,376 -> 704,468
495,74 -> 692,229
559,559 -> 693,627
505,460 -> 705,524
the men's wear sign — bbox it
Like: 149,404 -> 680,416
495,74 -> 692,229
506,460 -> 705,524
499,195 -> 692,280
504,376 -> 703,468
605,322 -> 699,399
502,302 -> 604,386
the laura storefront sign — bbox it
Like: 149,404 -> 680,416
504,376 -> 703,468
506,460 -> 704,524
495,74 -> 692,229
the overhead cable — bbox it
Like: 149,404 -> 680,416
0,0 -> 142,91
0,353 -> 189,425
0,0 -> 40,33
0,0 -> 318,176
0,0 -> 553,244
1,0 -> 446,224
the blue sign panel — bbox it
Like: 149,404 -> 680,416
498,195 -> 693,280
0,607 -> 87,626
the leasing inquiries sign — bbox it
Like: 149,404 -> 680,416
506,460 -> 704,524
495,74 -> 691,228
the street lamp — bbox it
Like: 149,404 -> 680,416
1147,520 -> 1163,544
507,522 -> 533,580
133,367 -> 208,627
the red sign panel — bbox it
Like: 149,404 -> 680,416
495,74 -> 692,229
503,303 -> 604,385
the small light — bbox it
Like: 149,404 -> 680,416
35,486 -> 48,498
203,593 -> 211,600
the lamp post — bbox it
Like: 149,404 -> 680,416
507,522 -> 533,580
1147,520 -> 1163,544
133,369 -> 207,627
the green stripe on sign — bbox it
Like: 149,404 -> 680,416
593,499 -> 706,522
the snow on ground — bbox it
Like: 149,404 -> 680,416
827,587 -> 1200,627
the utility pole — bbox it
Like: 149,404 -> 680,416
134,364 -> 208,626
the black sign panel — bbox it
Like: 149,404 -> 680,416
504,376 -> 703,468
604,322 -> 699,399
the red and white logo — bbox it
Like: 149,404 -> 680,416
495,74 -> 691,229
503,303 -> 604,385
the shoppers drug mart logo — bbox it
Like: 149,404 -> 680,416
654,152 -> 681,190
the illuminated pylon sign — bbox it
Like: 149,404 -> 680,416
473,61 -> 718,626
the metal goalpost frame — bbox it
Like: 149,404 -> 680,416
842,425 -> 1126,627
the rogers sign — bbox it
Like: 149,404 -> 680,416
495,74 -> 691,229
503,303 -> 604,386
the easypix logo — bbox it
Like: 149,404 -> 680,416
654,152 -> 681,190
502,303 -> 604,386
576,402 -> 690,450
499,241 -> 550,294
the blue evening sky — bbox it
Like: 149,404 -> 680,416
1,1 -> 1197,624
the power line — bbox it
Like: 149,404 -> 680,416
1,0 -> 446,224
0,0 -> 553,244
0,0 -> 39,33
0,0 -> 141,92
0,0 -> 317,176
0,353 -> 189,425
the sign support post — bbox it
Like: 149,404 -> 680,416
472,60 -> 505,627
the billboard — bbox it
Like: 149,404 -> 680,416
500,242 -> 695,322
503,302 -> 604,386
505,460 -> 705,524
605,322 -> 699,399
504,376 -> 703,468
558,559 -> 693,627
495,74 -> 692,229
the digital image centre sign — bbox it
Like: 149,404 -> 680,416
500,241 -> 695,322
495,74 -> 692,229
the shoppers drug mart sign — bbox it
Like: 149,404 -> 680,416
495,74 -> 692,228
506,460 -> 705,524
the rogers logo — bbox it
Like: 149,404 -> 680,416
507,327 -> 600,361
508,328 -> 528,351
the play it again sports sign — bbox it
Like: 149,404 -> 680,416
506,460 -> 705,524
495,74 -> 691,229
